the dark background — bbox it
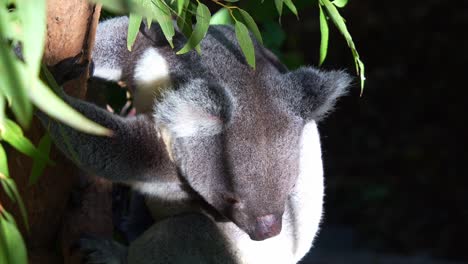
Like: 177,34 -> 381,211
240,0 -> 467,262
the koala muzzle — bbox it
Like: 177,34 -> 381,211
250,214 -> 282,241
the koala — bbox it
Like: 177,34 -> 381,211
40,16 -> 350,263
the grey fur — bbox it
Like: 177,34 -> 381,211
39,17 -> 351,263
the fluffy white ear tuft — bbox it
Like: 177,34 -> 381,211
154,79 -> 229,138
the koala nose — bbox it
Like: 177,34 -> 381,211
250,214 -> 282,241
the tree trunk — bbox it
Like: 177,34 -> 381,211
1,1 -> 113,263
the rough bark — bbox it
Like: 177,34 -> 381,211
1,1 -> 112,263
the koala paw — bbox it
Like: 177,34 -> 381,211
75,235 -> 127,264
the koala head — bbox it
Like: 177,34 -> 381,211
154,68 -> 350,241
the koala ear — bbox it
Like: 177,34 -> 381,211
280,67 -> 351,121
154,79 -> 232,138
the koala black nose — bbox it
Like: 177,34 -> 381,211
250,214 -> 282,241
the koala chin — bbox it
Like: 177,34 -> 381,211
40,16 -> 351,263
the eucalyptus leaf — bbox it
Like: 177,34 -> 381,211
0,210 -> 16,225
0,180 -> 14,203
0,144 -> 9,178
0,95 -> 5,128
177,2 -> 211,54
177,9 -> 193,39
177,0 -> 189,15
332,0 -> 348,8
1,119 -> 49,163
16,0 -> 46,76
0,15 -> 32,128
284,0 -> 298,18
210,8 -> 233,26
127,13 -> 142,51
320,0 -> 365,92
148,0 -> 175,48
89,0 -> 129,13
235,21 -> 256,69
0,217 -> 27,264
29,80 -> 111,136
29,133 -> 52,185
2,178 -> 28,229
237,9 -> 263,44
274,0 -> 283,20
318,4 -> 329,66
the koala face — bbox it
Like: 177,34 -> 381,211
155,65 -> 350,240
172,109 -> 303,241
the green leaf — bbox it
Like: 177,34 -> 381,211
127,13 -> 142,51
274,0 -> 283,20
237,9 -> 263,44
29,133 -> 52,185
177,0 -> 189,15
148,0 -> 175,48
29,78 -> 112,136
89,0 -> 129,13
1,119 -> 50,163
0,180 -> 14,203
0,217 -> 28,264
0,145 -> 9,178
2,178 -> 28,230
210,8 -> 233,26
177,2 -> 211,54
177,8 -> 193,39
16,0 -> 47,76
332,0 -> 348,8
0,13 -> 32,128
284,0 -> 298,18
223,0 -> 239,2
318,4 -> 329,66
235,21 -> 256,69
0,95 -> 5,128
320,0 -> 365,93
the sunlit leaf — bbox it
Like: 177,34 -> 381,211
177,8 -> 193,39
318,4 -> 329,66
320,0 -> 365,93
0,13 -> 32,128
0,95 -> 4,133
89,0 -> 129,13
148,0 -> 175,48
29,79 -> 112,136
1,119 -> 49,163
29,133 -> 52,185
177,2 -> 211,54
210,8 -> 233,26
237,9 -> 263,44
0,145 -> 9,178
0,217 -> 27,264
0,145 -> 13,202
16,0 -> 47,76
284,0 -> 298,18
127,13 -> 142,51
332,0 -> 348,8
274,0 -> 283,20
235,21 -> 256,69
177,0 -> 189,15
